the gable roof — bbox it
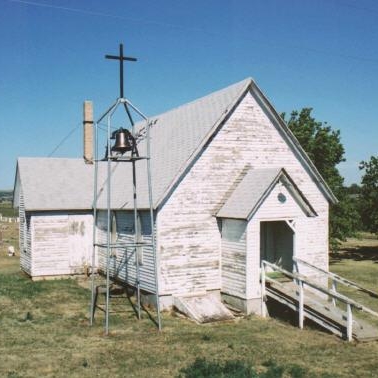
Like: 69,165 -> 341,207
96,78 -> 336,210
15,78 -> 337,211
95,78 -> 252,209
216,168 -> 317,220
249,81 -> 337,204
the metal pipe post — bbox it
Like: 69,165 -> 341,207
124,99 -> 148,120
132,159 -> 141,320
97,99 -> 120,124
147,119 -> 162,331
119,44 -> 124,98
105,114 -> 112,335
90,121 -> 100,325
261,262 -> 266,318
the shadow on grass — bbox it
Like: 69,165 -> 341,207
330,246 -> 378,263
91,282 -> 160,329
266,298 -> 334,336
124,285 -> 160,328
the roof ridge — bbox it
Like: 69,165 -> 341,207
153,78 -> 253,207
150,77 -> 252,120
18,157 -> 85,161
134,77 -> 253,143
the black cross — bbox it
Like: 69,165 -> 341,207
105,43 -> 137,98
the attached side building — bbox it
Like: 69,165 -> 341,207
14,158 -> 94,278
14,78 -> 336,313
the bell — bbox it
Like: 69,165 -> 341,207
111,128 -> 132,154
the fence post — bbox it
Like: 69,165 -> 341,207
347,303 -> 353,342
299,280 -> 304,329
331,279 -> 337,307
261,262 -> 266,318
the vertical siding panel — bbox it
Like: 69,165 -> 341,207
19,197 -> 33,276
19,189 -> 32,276
221,219 -> 247,297
246,221 -> 260,298
97,210 -> 157,294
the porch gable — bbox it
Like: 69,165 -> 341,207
217,167 -> 317,221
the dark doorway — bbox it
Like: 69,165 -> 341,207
260,221 -> 294,272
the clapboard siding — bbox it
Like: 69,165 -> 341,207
246,181 -> 328,298
97,210 -> 157,294
221,219 -> 247,297
19,190 -> 32,275
158,90 -> 329,297
32,214 -> 70,276
246,221 -> 260,298
254,184 -> 305,220
30,212 -> 92,277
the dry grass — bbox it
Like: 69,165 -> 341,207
0,202 -> 17,218
1,222 -> 378,377
329,234 -> 378,329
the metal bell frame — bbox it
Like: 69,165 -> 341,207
90,94 -> 162,334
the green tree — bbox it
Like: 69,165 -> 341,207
359,156 -> 378,234
345,183 -> 361,196
282,108 -> 359,248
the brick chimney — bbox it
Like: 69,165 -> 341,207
83,100 -> 93,164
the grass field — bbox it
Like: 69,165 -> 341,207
0,202 -> 17,218
1,223 -> 378,377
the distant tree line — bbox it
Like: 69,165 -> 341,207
0,190 -> 13,203
282,108 -> 377,250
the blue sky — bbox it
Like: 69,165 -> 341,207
0,0 -> 377,189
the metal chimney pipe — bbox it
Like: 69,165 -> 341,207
83,100 -> 94,164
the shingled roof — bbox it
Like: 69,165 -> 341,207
217,168 -> 317,220
14,78 -> 336,211
95,78 -> 252,209
14,158 -> 93,210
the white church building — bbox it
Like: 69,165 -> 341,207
14,78 -> 336,314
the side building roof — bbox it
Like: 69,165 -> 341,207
14,158 -> 94,211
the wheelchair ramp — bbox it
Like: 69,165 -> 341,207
267,280 -> 378,341
173,292 -> 234,323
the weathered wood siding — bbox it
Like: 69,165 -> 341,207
30,212 -> 92,277
19,190 -> 32,275
158,91 -> 329,297
221,219 -> 247,298
254,184 -> 305,220
252,181 -> 327,283
97,210 -> 157,294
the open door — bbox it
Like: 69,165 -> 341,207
260,220 -> 294,272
